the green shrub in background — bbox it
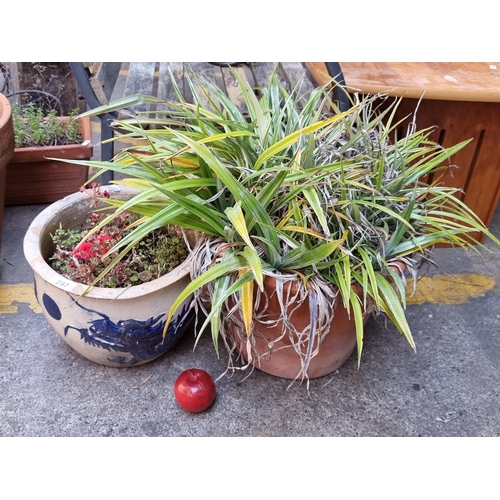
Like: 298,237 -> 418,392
12,102 -> 82,148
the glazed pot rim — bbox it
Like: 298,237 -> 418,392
23,185 -> 192,300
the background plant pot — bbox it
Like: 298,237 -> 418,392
6,115 -> 93,206
23,186 -> 194,367
227,275 -> 366,380
0,93 -> 15,250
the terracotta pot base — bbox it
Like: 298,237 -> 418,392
227,275 -> 364,380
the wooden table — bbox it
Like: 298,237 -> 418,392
308,62 -> 500,242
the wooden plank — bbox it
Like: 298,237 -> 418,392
250,62 -> 288,92
110,63 -> 129,101
181,62 -> 221,111
123,62 -> 156,113
278,62 -> 316,101
201,62 -> 228,111
157,62 -> 185,104
210,64 -> 230,99
307,62 -> 500,243
220,65 -> 253,114
124,62 -> 156,96
337,62 -> 500,103
88,62 -> 122,103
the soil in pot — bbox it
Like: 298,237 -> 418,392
49,208 -> 189,289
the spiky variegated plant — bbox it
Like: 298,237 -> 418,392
66,67 -> 500,379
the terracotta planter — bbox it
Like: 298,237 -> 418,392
6,115 -> 93,206
0,93 -> 15,250
227,275 -> 368,380
23,186 -> 194,367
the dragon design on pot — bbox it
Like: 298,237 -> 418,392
63,298 -> 192,365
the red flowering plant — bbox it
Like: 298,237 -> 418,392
49,185 -> 189,288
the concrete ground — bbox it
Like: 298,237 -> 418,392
2,119 -> 500,437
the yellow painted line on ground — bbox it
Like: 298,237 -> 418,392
0,274 -> 496,315
406,274 -> 497,305
0,284 -> 42,314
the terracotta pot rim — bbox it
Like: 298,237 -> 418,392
0,93 -> 12,130
23,185 -> 192,301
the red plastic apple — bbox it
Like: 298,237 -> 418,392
174,369 -> 216,413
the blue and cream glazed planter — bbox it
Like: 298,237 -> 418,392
23,185 -> 194,367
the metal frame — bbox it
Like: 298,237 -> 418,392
69,62 -> 117,183
324,62 -> 350,112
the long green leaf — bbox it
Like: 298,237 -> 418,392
195,270 -> 255,346
254,107 -> 358,171
153,187 -> 227,236
349,288 -> 365,367
375,274 -> 415,349
280,231 -> 347,269
164,254 -> 247,336
358,247 -> 381,307
302,186 -> 330,237
241,246 -> 264,289
166,129 -> 281,262
225,201 -> 255,250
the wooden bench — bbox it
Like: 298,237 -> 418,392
69,62 -> 348,163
